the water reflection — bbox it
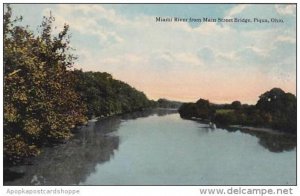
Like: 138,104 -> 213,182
81,112 -> 296,185
223,127 -> 296,153
5,120 -> 119,185
4,109 -> 296,185
4,109 -> 171,185
121,108 -> 177,120
188,118 -> 296,153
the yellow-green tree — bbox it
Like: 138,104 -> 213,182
4,5 -> 87,164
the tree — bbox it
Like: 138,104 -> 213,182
4,5 -> 87,164
231,101 -> 242,110
178,103 -> 198,119
178,88 -> 296,134
195,99 -> 215,120
157,98 -> 182,109
178,99 -> 215,120
256,88 -> 296,133
73,70 -> 153,118
256,88 -> 286,113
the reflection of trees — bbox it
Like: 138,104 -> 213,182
224,127 -> 296,153
256,132 -> 296,153
121,108 -> 178,119
4,117 -> 121,185
121,109 -> 156,120
5,109 -> 175,185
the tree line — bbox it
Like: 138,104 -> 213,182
73,70 -> 156,119
156,98 -> 182,109
178,88 -> 297,134
3,6 -> 155,165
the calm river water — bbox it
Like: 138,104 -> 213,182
4,109 -> 296,185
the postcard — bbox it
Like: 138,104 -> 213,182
2,2 -> 297,191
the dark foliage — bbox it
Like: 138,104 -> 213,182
256,88 -> 297,133
3,6 -> 155,165
178,88 -> 296,134
4,5 -> 87,164
178,99 -> 215,120
73,70 -> 154,119
157,98 -> 182,109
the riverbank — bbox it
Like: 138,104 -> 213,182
178,89 -> 296,135
183,117 -> 294,136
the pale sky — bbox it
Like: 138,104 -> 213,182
10,4 -> 296,104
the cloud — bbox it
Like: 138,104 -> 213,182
197,47 -> 215,63
34,4 -> 296,102
151,51 -> 174,68
275,5 -> 296,15
275,35 -> 295,44
227,5 -> 249,17
195,22 -> 231,35
244,46 -> 269,57
235,47 -> 266,65
43,5 -> 124,47
216,52 -> 237,63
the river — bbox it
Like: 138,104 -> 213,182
4,109 -> 296,185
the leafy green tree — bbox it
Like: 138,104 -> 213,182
178,103 -> 198,119
157,98 -> 182,109
4,5 -> 87,164
73,70 -> 153,118
178,88 -> 296,134
178,99 -> 215,120
256,88 -> 296,133
195,99 -> 215,120
231,101 -> 242,110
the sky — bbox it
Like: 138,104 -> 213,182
9,4 -> 296,104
